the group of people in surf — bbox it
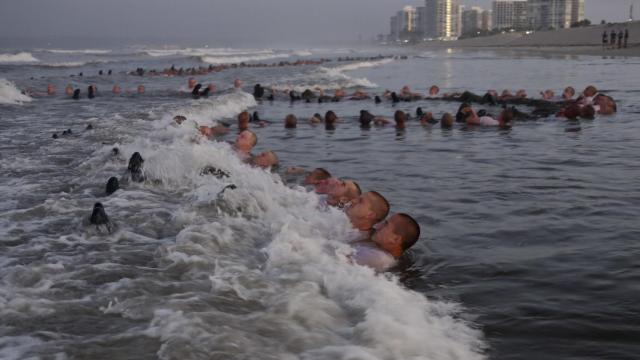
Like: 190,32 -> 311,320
164,110 -> 421,272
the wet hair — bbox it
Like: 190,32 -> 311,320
359,110 -> 374,126
441,113 -> 454,128
239,130 -> 258,147
173,115 -> 186,124
563,104 -> 581,120
325,111 -> 337,124
564,86 -> 576,97
395,213 -> 421,251
580,105 -> 596,119
394,110 -> 407,124
238,111 -> 250,124
284,114 -> 298,128
367,191 -> 390,224
310,168 -> 331,181
500,108 -> 515,123
583,85 -> 598,97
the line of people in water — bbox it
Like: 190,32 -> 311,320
602,28 -> 630,50
127,55 -> 404,77
174,111 -> 420,270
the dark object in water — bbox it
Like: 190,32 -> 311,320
127,152 -> 145,182
477,109 -> 487,117
87,86 -> 95,99
391,92 -> 399,104
200,165 -> 230,179
99,70 -> 103,75
253,84 -> 264,99
266,94 -> 274,101
62,129 -> 73,135
374,96 -> 382,104
416,107 -> 424,118
72,89 -> 80,100
106,177 -> 119,195
217,184 -> 237,199
86,124 -> 93,130
192,84 -> 202,97
251,111 -> 261,123
111,147 -> 119,156
52,133 -> 59,139
90,202 -> 110,225
108,69 -> 112,75
359,110 -> 374,127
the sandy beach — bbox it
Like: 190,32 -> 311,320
420,20 -> 640,56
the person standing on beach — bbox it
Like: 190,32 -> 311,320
618,30 -> 624,49
602,31 -> 608,50
610,30 -> 617,49
624,29 -> 629,48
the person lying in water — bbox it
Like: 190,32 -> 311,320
314,177 -> 361,207
349,213 -> 421,272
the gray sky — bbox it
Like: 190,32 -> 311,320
0,0 -> 638,47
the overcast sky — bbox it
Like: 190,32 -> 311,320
0,0 -> 638,47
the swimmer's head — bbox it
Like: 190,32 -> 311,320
394,110 -> 407,126
188,77 -> 196,89
325,111 -> 337,125
252,150 -> 278,168
441,113 -> 454,128
304,168 -> 331,185
583,85 -> 598,98
173,115 -> 187,125
238,111 -> 250,131
563,103 -> 581,120
235,130 -> 257,153
137,84 -> 145,94
234,79 -> 243,89
112,85 -> 121,94
429,85 -> 439,96
284,114 -> 298,129
346,191 -> 390,231
372,213 -> 421,258
563,86 -> 575,100
580,105 -> 596,119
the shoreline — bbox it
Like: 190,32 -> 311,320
417,20 -> 640,57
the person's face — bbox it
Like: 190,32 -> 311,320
253,152 -> 275,167
563,87 -> 574,99
304,170 -> 326,185
345,193 -> 374,222
314,178 -> 355,197
429,86 -> 439,95
188,78 -> 196,88
372,215 -> 402,249
235,131 -> 254,152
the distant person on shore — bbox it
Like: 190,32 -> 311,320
624,29 -> 629,49
610,30 -> 617,50
618,30 -> 624,49
602,30 -> 608,50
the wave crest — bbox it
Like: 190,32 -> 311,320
0,78 -> 32,105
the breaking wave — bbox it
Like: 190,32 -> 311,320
0,78 -> 32,105
0,52 -> 39,64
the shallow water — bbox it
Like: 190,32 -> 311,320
1,46 -> 640,360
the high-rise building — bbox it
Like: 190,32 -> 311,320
570,0 -> 585,25
416,6 -> 429,38
527,0 -> 572,30
481,9 -> 493,31
402,6 -> 418,33
462,7 -> 484,35
389,14 -> 400,41
492,0 -> 528,30
424,0 -> 461,39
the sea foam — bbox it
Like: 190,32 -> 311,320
0,78 -> 32,105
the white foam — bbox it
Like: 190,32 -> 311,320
42,49 -> 112,55
0,78 -> 32,105
333,58 -> 395,72
199,53 -> 288,65
293,50 -> 313,57
104,119 -> 486,359
171,91 -> 257,126
143,47 -> 275,58
0,52 -> 39,64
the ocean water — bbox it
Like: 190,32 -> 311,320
1,46 -> 639,360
